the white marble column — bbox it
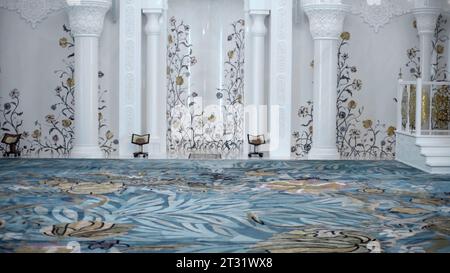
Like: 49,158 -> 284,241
249,10 -> 269,135
66,0 -> 111,158
304,2 -> 349,160
413,7 -> 440,81
143,8 -> 164,155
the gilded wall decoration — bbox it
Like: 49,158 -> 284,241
167,17 -> 245,155
27,25 -> 117,157
336,32 -> 396,159
292,32 -> 396,159
28,25 -> 75,156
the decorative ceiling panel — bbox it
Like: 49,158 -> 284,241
349,0 -> 415,33
0,0 -> 66,28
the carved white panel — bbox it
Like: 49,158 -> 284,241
0,0 -> 66,28
270,0 -> 293,158
296,0 -> 419,32
119,0 -> 142,157
349,0 -> 415,33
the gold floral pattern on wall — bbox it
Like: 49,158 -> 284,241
0,25 -> 118,157
292,31 -> 396,159
166,17 -> 245,154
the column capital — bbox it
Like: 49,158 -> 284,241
412,7 -> 441,35
66,0 -> 112,37
303,3 -> 350,40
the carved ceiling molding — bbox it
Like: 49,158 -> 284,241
349,0 -> 415,33
0,0 -> 66,28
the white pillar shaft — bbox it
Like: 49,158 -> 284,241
72,36 -> 102,158
252,36 -> 265,107
250,13 -> 268,135
413,9 -> 440,80
303,3 -> 349,160
310,39 -> 339,159
144,11 -> 163,154
419,33 -> 433,80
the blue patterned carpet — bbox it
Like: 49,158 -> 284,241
0,159 -> 449,253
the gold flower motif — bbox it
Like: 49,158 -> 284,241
168,34 -> 173,44
387,126 -> 396,137
363,120 -> 373,129
340,32 -> 350,41
176,76 -> 184,86
236,94 -> 243,104
208,114 -> 216,123
62,119 -> 72,128
106,130 -> 114,140
436,44 -> 444,55
228,50 -> 235,59
32,129 -> 41,139
67,78 -> 75,88
59,37 -> 68,48
348,100 -> 357,109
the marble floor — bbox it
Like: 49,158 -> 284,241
0,159 -> 449,253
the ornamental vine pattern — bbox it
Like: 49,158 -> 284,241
337,32 -> 396,159
0,89 -> 25,153
27,25 -> 117,157
166,17 -> 198,152
291,101 -> 313,158
215,19 -> 245,152
28,24 -> 75,156
292,32 -> 396,159
167,17 -> 245,155
431,15 -> 448,82
98,71 -> 119,157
